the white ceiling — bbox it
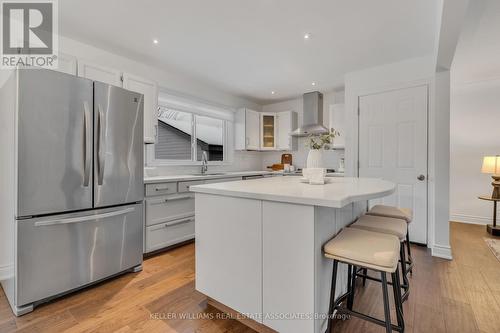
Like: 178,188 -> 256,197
452,0 -> 500,83
60,0 -> 439,104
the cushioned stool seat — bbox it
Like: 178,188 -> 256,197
367,205 -> 413,223
350,214 -> 407,241
324,228 -> 405,333
324,228 -> 400,273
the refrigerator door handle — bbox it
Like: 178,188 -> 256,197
97,106 -> 106,185
83,102 -> 91,187
34,207 -> 136,227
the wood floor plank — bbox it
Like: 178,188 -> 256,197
441,297 -> 479,333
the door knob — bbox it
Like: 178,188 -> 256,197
417,174 -> 426,181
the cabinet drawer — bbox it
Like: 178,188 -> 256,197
145,217 -> 195,252
178,180 -> 205,193
204,177 -> 242,184
145,183 -> 177,196
145,194 -> 194,226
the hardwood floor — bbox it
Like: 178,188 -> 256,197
0,222 -> 499,333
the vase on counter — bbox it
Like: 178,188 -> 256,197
306,149 -> 324,168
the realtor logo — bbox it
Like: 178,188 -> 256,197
1,0 -> 58,68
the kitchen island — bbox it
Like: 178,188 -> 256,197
190,176 -> 395,333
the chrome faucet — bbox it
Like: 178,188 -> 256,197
201,151 -> 208,175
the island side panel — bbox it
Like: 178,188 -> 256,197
195,193 -> 263,320
262,201 -> 316,333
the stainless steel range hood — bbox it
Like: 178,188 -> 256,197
291,91 -> 329,136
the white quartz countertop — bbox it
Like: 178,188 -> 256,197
190,176 -> 395,208
144,170 -> 274,184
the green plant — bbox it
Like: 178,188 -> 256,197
305,128 -> 340,150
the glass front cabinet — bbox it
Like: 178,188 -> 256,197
260,113 -> 277,150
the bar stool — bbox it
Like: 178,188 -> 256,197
324,228 -> 404,333
366,205 -> 414,273
349,214 -> 410,301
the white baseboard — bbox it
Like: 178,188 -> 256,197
431,244 -> 453,260
0,264 -> 13,281
450,213 -> 490,225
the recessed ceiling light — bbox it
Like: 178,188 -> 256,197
153,39 -> 159,44
271,91 -> 276,95
303,33 -> 311,40
311,82 -> 316,86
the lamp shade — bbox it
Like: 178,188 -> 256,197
481,156 -> 500,174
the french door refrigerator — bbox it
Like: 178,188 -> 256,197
0,69 -> 144,316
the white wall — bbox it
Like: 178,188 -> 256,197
449,0 -> 500,225
260,90 -> 345,170
344,55 -> 452,259
450,77 -> 500,224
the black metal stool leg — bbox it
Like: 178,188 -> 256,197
406,233 -> 413,275
362,268 -> 367,286
347,265 -> 357,310
392,268 -> 405,332
347,264 -> 352,294
380,272 -> 392,333
399,241 -> 409,301
327,260 -> 339,333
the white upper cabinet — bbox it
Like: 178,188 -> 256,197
235,108 -> 260,150
276,111 -> 298,151
260,113 -> 277,150
235,110 -> 297,151
53,53 -> 77,75
122,73 -> 159,144
77,61 -> 122,87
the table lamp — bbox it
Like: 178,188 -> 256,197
481,155 -> 500,199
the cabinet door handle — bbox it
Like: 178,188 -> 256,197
165,217 -> 194,227
155,187 -> 170,191
35,207 -> 135,227
164,194 -> 193,202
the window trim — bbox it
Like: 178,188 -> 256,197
147,102 -> 231,167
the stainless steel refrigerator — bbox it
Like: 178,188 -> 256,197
0,68 -> 144,316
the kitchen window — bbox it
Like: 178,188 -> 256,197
151,102 -> 229,165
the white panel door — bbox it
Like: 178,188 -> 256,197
77,61 -> 122,87
359,85 -> 428,243
122,73 -> 159,144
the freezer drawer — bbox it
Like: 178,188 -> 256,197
145,194 -> 195,227
16,204 -> 143,307
145,217 -> 195,252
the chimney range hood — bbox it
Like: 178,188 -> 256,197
291,91 -> 329,136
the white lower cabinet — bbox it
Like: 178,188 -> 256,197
145,194 -> 195,226
145,217 -> 195,253
144,176 -> 244,253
